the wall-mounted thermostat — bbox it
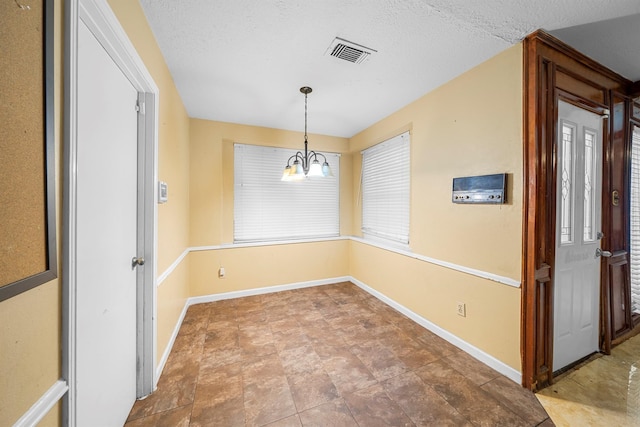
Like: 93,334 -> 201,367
452,173 -> 507,204
158,181 -> 168,204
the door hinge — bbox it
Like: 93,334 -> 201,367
136,101 -> 145,115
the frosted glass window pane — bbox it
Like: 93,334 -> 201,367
583,129 -> 596,242
560,122 -> 575,244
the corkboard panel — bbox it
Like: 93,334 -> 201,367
0,1 -> 47,286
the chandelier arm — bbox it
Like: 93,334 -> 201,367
312,151 -> 328,163
295,151 -> 306,169
286,153 -> 302,167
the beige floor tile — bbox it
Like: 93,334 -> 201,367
537,333 -> 640,427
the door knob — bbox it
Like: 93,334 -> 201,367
131,256 -> 145,268
595,248 -> 612,258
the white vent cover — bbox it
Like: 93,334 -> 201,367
326,37 -> 376,64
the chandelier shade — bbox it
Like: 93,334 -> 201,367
281,86 -> 333,181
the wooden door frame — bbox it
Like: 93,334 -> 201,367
521,31 -> 634,390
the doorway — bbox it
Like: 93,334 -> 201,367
521,30 -> 636,390
553,100 -> 604,371
74,18 -> 139,425
64,0 -> 159,424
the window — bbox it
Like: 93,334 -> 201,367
361,131 -> 410,246
630,125 -> 640,314
234,143 -> 340,242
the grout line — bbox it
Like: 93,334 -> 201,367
148,282 -> 536,425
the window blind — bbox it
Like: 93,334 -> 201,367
361,131 -> 410,246
234,143 -> 340,242
630,127 -> 640,314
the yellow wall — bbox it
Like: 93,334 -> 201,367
185,44 -> 523,371
189,241 -> 349,297
189,119 -> 352,246
107,0 -> 192,364
187,119 -> 352,295
0,1 -> 63,425
349,44 -> 523,369
1,1 -> 191,424
1,1 -> 524,423
157,258 -> 191,356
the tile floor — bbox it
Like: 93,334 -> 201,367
125,282 -> 552,426
536,332 -> 640,427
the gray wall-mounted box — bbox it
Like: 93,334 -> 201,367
452,173 -> 507,204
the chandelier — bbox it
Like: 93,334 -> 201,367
281,86 -> 333,181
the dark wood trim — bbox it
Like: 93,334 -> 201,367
631,81 -> 640,97
529,30 -> 632,87
521,35 -> 539,390
555,88 -> 609,114
521,30 -> 634,391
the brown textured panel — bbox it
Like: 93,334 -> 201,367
556,70 -> 606,104
0,0 -> 47,286
608,257 -> 630,336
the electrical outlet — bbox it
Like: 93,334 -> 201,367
456,302 -> 466,317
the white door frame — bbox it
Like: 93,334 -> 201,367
63,0 -> 159,424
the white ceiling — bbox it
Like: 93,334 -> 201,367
139,0 -> 640,138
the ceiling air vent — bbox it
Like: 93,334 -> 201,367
326,37 -> 376,64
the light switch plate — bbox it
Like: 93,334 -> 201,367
158,181 -> 168,204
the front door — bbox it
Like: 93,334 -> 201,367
553,100 -> 604,371
75,19 -> 139,425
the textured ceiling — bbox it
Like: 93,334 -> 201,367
139,0 -> 640,138
550,13 -> 640,82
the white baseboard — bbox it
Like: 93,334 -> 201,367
156,275 -> 521,388
349,277 -> 522,384
187,276 -> 351,305
154,276 -> 350,382
154,302 -> 190,385
13,379 -> 68,427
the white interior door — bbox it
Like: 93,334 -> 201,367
553,100 -> 603,371
76,19 -> 139,425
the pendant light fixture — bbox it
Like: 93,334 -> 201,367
281,86 -> 333,181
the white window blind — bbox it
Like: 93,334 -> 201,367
234,143 -> 340,242
361,131 -> 410,246
630,126 -> 640,314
